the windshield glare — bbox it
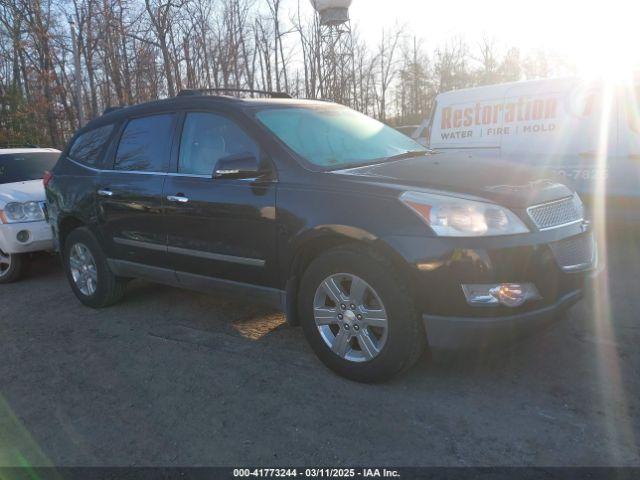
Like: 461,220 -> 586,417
256,107 -> 426,169
0,152 -> 59,185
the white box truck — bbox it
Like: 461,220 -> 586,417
414,77 -> 640,220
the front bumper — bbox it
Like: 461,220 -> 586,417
382,221 -> 596,348
423,289 -> 582,348
0,220 -> 53,254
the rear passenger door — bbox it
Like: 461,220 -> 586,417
163,110 -> 278,289
96,113 -> 177,270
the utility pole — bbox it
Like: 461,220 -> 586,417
69,16 -> 84,127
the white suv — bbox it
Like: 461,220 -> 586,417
0,148 -> 60,283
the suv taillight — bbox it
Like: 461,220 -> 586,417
43,171 -> 54,187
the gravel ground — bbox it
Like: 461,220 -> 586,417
0,233 -> 638,467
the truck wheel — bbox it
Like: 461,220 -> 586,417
63,227 -> 125,308
298,246 -> 427,383
0,250 -> 25,284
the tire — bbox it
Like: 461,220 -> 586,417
298,245 -> 427,383
0,250 -> 25,284
63,227 -> 125,308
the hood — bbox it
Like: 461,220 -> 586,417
331,153 -> 574,208
0,180 -> 46,207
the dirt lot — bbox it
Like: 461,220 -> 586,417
0,233 -> 638,467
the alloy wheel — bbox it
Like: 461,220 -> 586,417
69,243 -> 98,296
313,273 -> 388,363
0,249 -> 11,278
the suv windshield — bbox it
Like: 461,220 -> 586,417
0,152 -> 59,185
256,106 -> 427,169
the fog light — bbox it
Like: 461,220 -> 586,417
462,283 -> 541,308
16,230 -> 30,243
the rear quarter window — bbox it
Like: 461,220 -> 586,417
68,124 -> 114,167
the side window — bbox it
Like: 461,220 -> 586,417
68,124 -> 114,166
114,114 -> 175,172
178,112 -> 259,176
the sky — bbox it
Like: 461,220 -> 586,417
290,0 -> 639,81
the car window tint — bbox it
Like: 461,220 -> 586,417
179,112 -> 258,176
114,114 -> 175,172
0,152 -> 59,185
68,124 -> 114,166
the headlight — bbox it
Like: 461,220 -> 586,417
400,191 -> 529,237
1,201 -> 45,223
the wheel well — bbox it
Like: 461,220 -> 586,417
285,235 -> 414,325
58,216 -> 85,249
290,235 -> 355,282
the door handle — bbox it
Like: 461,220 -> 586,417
167,195 -> 189,203
97,189 -> 113,197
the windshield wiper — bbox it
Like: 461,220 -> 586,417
326,150 -> 431,171
386,150 -> 429,161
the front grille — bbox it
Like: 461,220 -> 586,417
549,233 -> 596,272
527,196 -> 582,230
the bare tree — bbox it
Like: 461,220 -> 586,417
374,26 -> 401,121
143,0 -> 189,97
0,0 -> 573,147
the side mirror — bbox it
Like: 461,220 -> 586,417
213,152 -> 260,180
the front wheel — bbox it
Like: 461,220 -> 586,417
63,228 -> 126,308
298,246 -> 427,383
0,250 -> 25,284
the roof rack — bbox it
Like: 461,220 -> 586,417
177,88 -> 292,99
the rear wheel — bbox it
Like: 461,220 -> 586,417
0,249 -> 25,284
64,228 -> 126,308
299,246 -> 427,383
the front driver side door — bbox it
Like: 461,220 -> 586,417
163,111 -> 278,290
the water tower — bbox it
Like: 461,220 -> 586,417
310,0 -> 356,106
